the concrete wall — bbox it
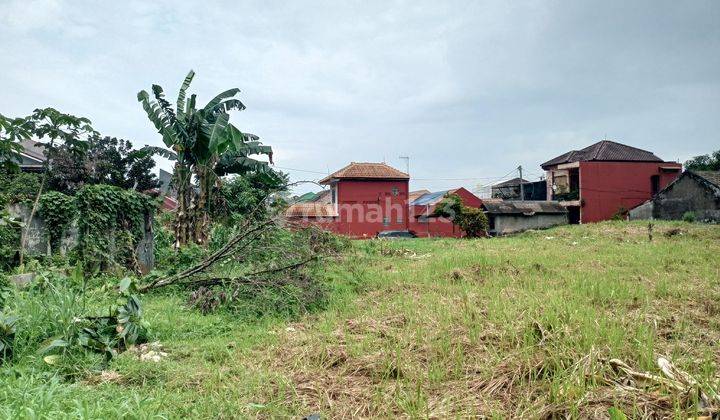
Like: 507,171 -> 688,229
6,203 -> 155,272
492,213 -> 568,235
628,200 -> 654,220
651,174 -> 720,222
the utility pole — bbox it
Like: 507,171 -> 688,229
399,156 -> 410,175
518,165 -> 524,201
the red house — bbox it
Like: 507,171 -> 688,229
285,162 -> 484,238
541,140 -> 681,223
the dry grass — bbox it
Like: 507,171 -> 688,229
249,221 -> 720,418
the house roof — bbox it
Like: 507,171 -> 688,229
492,177 -> 530,188
693,171 -> 720,189
20,139 -> 47,162
483,200 -> 567,215
295,192 -> 318,203
319,162 -> 409,184
284,203 -> 337,218
541,140 -> 664,169
411,189 -> 459,206
312,189 -> 332,204
409,189 -> 430,202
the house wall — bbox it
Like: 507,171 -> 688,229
651,174 -> 720,221
578,161 -> 681,223
492,213 -> 568,235
408,187 -> 483,238
332,179 -> 409,238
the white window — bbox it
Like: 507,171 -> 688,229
383,217 -> 390,226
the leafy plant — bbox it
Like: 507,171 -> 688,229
433,193 -> 489,238
38,191 -> 76,253
137,70 -> 273,247
0,314 -> 19,362
682,211 -> 696,223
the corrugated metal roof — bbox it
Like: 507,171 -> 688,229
493,177 -> 530,187
411,190 -> 452,206
483,200 -> 567,215
319,162 -> 409,184
541,140 -> 664,169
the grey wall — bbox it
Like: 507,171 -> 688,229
7,203 -> 154,272
628,200 -> 654,221
631,174 -> 720,222
492,213 -> 568,235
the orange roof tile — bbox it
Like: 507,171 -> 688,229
319,162 -> 409,184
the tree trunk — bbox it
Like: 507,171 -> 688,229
173,162 -> 192,249
18,172 -> 47,266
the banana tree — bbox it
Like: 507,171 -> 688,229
138,70 -> 273,247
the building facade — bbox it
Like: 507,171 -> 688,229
285,162 -> 484,238
541,140 -> 681,223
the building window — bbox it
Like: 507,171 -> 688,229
331,185 -> 337,204
397,217 -> 403,224
391,187 -> 399,196
383,217 -> 390,226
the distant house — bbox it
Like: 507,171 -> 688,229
483,200 -> 568,235
491,178 -> 547,201
541,140 -> 681,223
629,171 -> 720,222
18,139 -> 47,172
409,187 -> 483,237
284,162 -> 484,238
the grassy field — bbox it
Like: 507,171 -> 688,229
2,221 -> 720,418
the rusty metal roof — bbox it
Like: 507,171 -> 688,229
285,203 -> 337,218
319,162 -> 409,184
482,200 -> 567,215
541,140 -> 664,169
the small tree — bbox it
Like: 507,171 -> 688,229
1,108 -> 96,265
138,70 -> 273,248
433,193 -> 488,238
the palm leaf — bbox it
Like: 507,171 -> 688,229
137,91 -> 177,148
176,70 -> 195,121
140,145 -> 178,161
203,88 -> 240,113
202,113 -> 230,154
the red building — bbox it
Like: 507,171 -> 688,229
285,162 -> 484,238
541,140 -> 681,223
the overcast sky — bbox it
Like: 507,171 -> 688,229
2,0 -> 718,194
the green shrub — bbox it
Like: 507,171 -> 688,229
682,211 -> 696,223
0,210 -> 21,271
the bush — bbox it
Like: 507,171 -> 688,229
0,210 -> 21,271
682,211 -> 696,223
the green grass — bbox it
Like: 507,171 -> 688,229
2,221 -> 719,418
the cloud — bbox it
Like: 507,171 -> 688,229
1,0 -> 718,194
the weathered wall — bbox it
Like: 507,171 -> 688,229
651,174 -> 720,221
6,203 -> 155,271
8,203 -> 77,256
628,200 -> 654,220
492,213 -> 568,235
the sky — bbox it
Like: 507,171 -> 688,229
1,0 -> 719,195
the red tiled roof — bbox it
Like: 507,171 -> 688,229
285,203 -> 337,218
319,162 -> 409,184
541,140 -> 664,169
